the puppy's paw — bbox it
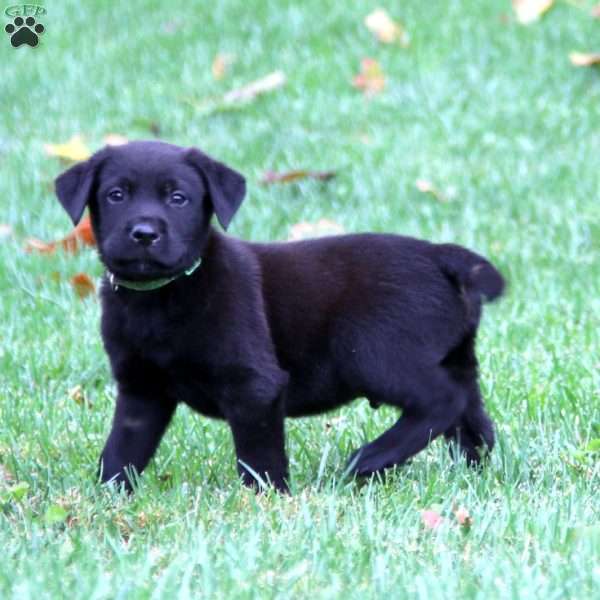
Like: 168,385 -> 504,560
346,446 -> 398,478
238,465 -> 290,494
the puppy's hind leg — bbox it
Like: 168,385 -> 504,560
444,382 -> 494,465
347,370 -> 468,477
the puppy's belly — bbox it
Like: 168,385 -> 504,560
284,368 -> 353,417
171,379 -> 225,419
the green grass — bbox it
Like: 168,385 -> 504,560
1,0 -> 599,597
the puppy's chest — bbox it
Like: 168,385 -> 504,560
105,299 -> 248,417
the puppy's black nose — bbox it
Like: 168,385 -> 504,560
130,222 -> 160,246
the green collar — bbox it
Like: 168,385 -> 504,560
108,257 -> 203,292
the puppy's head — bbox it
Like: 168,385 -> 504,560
54,140 -> 246,281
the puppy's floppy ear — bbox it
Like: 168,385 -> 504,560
54,151 -> 105,225
184,147 -> 246,230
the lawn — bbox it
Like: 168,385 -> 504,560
0,0 -> 599,598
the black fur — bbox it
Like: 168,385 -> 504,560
54,140 -> 504,492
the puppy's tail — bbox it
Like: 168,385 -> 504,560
434,243 -> 505,326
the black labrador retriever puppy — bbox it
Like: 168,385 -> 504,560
54,140 -> 504,493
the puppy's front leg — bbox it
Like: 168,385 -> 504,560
99,388 -> 176,491
227,393 -> 289,493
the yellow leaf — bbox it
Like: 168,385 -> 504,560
44,135 -> 91,162
512,0 -> 554,24
569,52 -> 600,67
68,385 -> 85,404
352,58 -> 385,96
212,53 -> 236,80
365,8 -> 409,46
415,179 -> 447,202
69,384 -> 93,408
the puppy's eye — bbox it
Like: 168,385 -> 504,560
168,191 -> 188,207
107,188 -> 124,203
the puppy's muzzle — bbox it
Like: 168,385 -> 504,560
128,219 -> 163,247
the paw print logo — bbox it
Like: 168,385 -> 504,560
5,16 -> 44,47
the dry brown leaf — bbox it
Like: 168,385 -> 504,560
365,8 -> 409,46
69,384 -> 93,407
454,506 -> 473,528
415,179 -> 447,202
212,53 -> 236,80
25,215 -> 96,254
421,510 -> 443,530
353,58 -> 385,96
44,135 -> 91,162
71,273 -> 95,299
261,170 -> 336,185
512,0 -> 554,24
223,71 -> 286,104
288,219 -> 345,241
103,134 -> 128,146
184,71 -> 285,115
69,385 -> 84,404
569,52 -> 600,67
0,463 -> 14,483
24,238 -> 55,253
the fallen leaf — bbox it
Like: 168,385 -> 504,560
365,8 -> 409,46
71,273 -> 95,299
103,134 -> 128,146
512,0 -> 554,24
68,384 -> 89,406
415,179 -> 447,202
592,4 -> 600,18
0,464 -> 14,483
187,71 -> 287,115
223,70 -> 286,104
44,135 -> 91,162
261,170 -> 336,185
353,58 -> 385,96
0,224 -> 13,239
569,52 -> 600,67
69,384 -> 93,408
25,215 -> 96,254
288,219 -> 345,241
212,53 -> 236,80
23,237 -> 55,253
454,506 -> 473,529
421,509 -> 443,530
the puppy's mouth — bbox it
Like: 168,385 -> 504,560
106,257 -> 185,282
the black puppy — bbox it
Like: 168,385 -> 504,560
54,140 -> 504,493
